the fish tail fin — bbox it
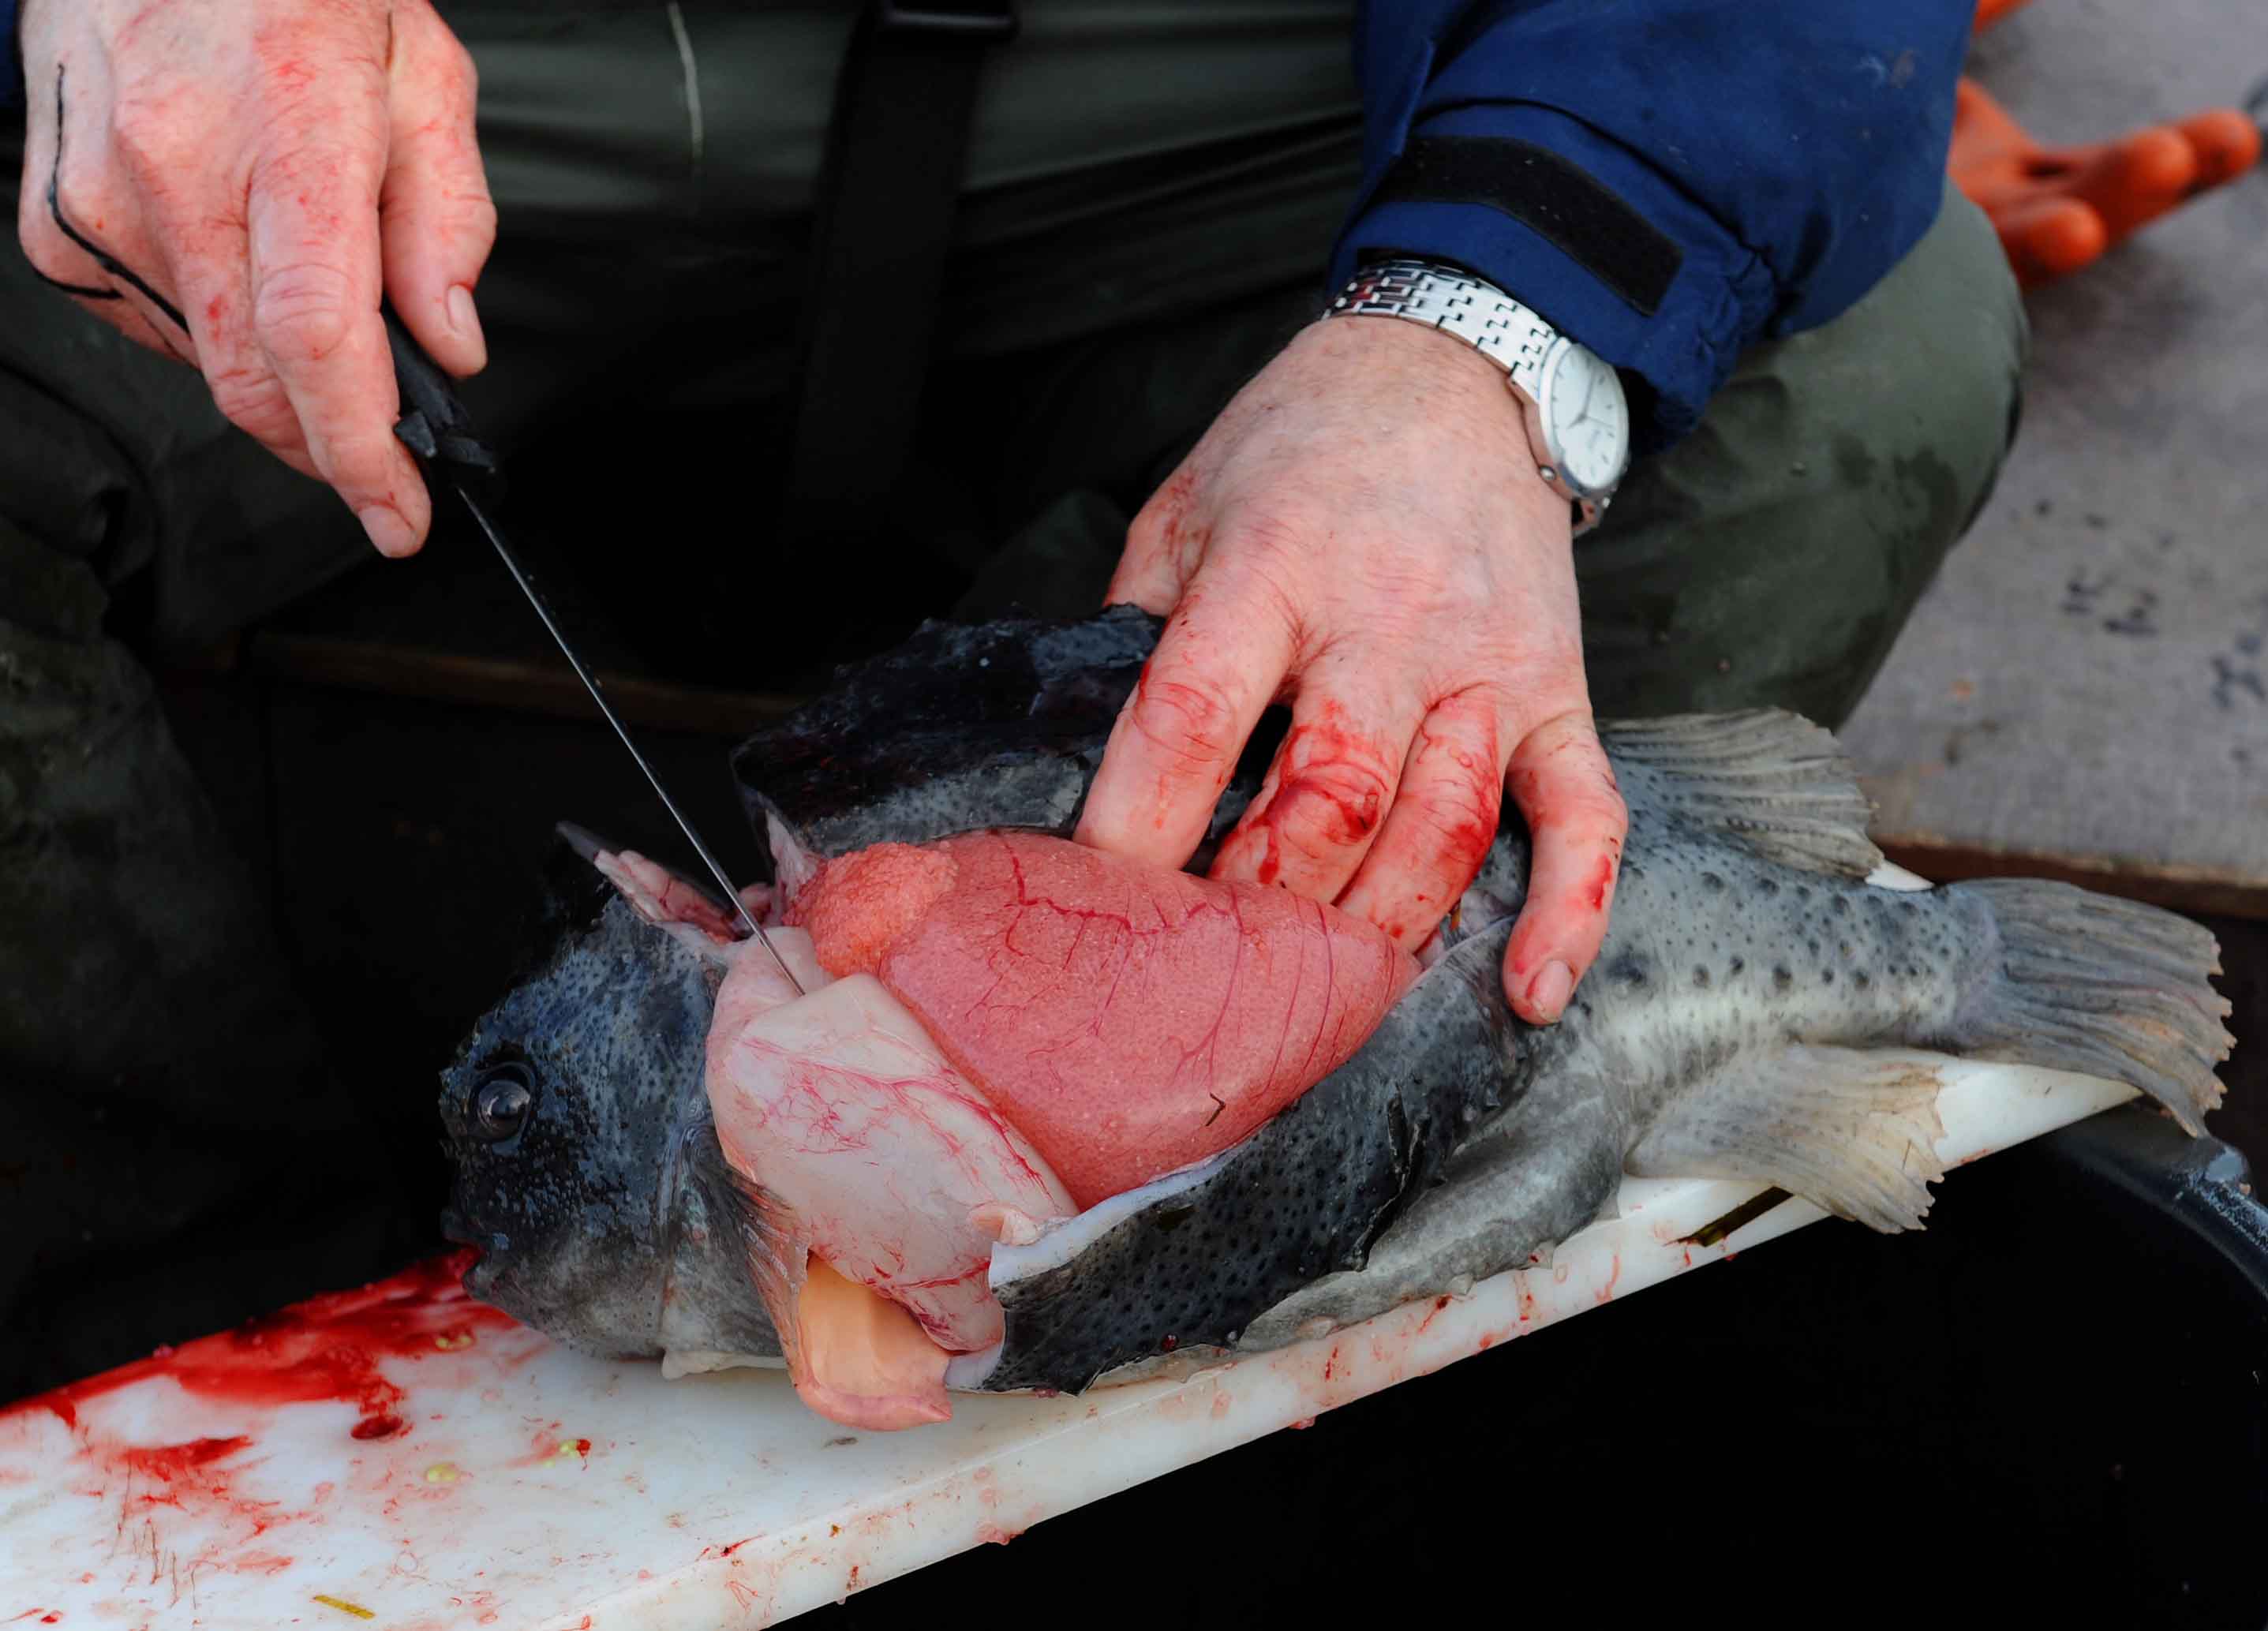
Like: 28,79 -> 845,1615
1947,879 -> 2233,1133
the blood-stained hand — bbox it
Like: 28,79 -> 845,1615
1075,316 -> 1628,1025
14,0 -> 495,558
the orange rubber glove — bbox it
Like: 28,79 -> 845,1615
1952,0 -> 2261,286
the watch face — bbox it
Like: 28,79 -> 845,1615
1541,346 -> 1629,494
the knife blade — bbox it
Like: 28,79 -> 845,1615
381,305 -> 803,993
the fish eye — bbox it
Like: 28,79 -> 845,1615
471,1061 -> 537,1143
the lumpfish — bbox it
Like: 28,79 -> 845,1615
440,609 -> 2232,1422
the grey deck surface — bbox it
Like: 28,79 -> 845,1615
1840,0 -> 2268,914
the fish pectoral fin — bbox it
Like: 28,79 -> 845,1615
1626,1044 -> 1948,1232
684,1126 -> 807,1324
1597,713 -> 1883,879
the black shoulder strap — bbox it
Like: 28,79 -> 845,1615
777,2 -> 1017,552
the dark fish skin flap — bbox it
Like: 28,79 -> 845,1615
730,607 -> 1287,866
728,611 -> 1154,852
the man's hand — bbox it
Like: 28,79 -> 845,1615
15,0 -> 495,557
1075,316 -> 1627,1024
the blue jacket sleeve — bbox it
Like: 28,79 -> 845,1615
1334,0 -> 1974,451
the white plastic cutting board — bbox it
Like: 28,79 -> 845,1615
0,862 -> 2148,1629
0,1064 -> 2134,1630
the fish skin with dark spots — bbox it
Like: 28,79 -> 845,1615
439,608 -> 2234,1404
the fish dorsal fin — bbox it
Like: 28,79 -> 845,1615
1626,1044 -> 1948,1232
1600,711 -> 1884,878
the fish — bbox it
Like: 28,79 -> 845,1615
440,607 -> 2233,1416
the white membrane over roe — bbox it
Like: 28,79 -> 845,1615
705,965 -> 1075,1356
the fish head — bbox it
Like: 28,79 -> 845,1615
440,828 -> 771,1360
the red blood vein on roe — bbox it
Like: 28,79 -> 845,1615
795,832 -> 1419,1209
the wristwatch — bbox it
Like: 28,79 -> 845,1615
1326,258 -> 1630,535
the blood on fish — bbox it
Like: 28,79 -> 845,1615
1588,856 -> 1617,911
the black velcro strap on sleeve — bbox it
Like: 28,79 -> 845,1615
1371,135 -> 1682,317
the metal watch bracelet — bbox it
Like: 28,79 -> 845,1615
1323,257 -> 1623,534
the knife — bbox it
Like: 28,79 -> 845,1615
381,305 -> 803,993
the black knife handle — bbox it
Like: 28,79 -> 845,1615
384,303 -> 499,474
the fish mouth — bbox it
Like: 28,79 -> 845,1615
459,1249 -> 503,1300
439,1208 -> 503,1298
